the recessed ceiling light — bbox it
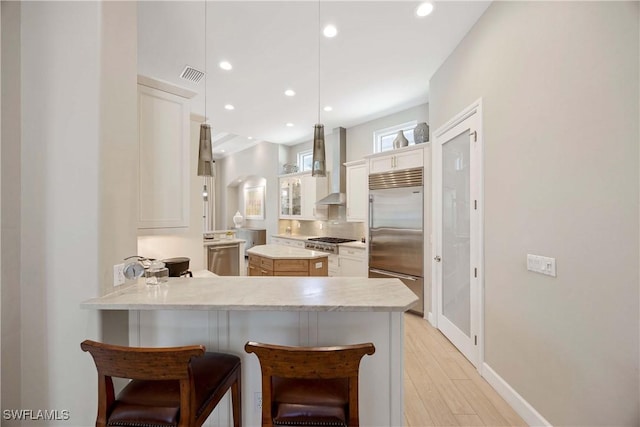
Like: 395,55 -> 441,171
284,89 -> 296,97
323,106 -> 333,112
220,149 -> 226,153
416,2 -> 434,17
286,123 -> 294,127
248,136 -> 253,140
323,25 -> 338,38
219,61 -> 232,70
224,104 -> 235,110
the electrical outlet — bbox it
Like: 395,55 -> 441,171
113,263 -> 126,286
254,392 -> 262,412
526,254 -> 556,277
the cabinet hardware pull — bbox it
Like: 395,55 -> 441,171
369,268 -> 417,281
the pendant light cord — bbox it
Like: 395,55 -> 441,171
317,0 -> 321,125
204,0 -> 207,124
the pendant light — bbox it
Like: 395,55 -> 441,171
198,0 -> 214,179
311,0 -> 326,177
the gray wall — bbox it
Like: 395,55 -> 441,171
429,2 -> 639,425
347,103 -> 429,162
3,2 -> 138,424
1,0 -> 21,414
217,141 -> 281,237
286,103 -> 429,164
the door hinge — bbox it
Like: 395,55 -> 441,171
474,335 -> 478,345
474,267 -> 477,278
471,130 -> 477,142
474,200 -> 477,210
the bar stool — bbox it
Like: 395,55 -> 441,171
81,340 -> 241,427
245,341 -> 375,427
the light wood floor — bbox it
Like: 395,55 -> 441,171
404,314 -> 527,427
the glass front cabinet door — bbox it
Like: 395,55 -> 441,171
279,176 -> 303,219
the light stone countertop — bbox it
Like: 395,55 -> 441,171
80,276 -> 417,312
248,244 -> 328,259
203,238 -> 245,246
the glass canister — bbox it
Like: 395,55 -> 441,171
145,260 -> 169,285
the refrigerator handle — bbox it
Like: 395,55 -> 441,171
369,268 -> 418,281
368,194 -> 374,228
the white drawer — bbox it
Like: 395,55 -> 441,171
338,246 -> 366,259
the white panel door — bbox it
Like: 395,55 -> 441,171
433,100 -> 483,368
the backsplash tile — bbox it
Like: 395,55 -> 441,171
279,219 -> 366,241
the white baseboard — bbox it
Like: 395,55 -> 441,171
427,311 -> 436,327
482,363 -> 552,427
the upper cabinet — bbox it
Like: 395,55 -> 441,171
367,144 -> 424,175
279,172 -> 329,220
137,77 -> 195,231
345,160 -> 367,222
280,176 -> 302,218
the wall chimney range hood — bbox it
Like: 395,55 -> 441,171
316,127 -> 347,206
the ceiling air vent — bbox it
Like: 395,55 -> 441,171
180,65 -> 205,84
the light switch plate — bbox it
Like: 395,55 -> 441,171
527,254 -> 556,277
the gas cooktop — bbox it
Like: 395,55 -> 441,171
307,237 -> 357,244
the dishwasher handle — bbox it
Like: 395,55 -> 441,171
209,245 -> 238,251
369,268 -> 418,281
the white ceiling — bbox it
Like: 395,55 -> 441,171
138,1 -> 491,158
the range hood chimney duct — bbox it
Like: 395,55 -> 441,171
316,127 -> 346,205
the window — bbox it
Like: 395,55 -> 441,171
373,121 -> 417,153
297,150 -> 313,172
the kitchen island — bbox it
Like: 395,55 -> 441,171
247,244 -> 328,276
81,276 -> 417,426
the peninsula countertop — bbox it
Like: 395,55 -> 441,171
247,244 -> 328,259
80,276 -> 418,312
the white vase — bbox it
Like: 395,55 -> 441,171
392,131 -> 409,149
233,211 -> 243,228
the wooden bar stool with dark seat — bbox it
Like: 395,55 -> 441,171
245,341 -> 375,427
81,340 -> 241,427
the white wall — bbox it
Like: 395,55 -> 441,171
217,141 -> 280,236
430,2 -> 639,425
138,117 -> 208,272
16,2 -> 138,425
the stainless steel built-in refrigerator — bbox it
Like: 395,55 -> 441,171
369,168 -> 424,315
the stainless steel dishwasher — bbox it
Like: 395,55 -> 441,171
207,244 -> 240,276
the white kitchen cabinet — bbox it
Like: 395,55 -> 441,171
279,172 -> 328,220
345,160 -> 367,222
327,254 -> 340,277
338,245 -> 367,277
279,176 -> 302,219
137,80 -> 194,231
368,144 -> 424,174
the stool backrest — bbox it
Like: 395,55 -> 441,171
81,339 -> 205,427
245,341 -> 375,427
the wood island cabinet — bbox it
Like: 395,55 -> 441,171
248,254 -> 328,276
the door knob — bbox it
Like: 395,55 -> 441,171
434,256 -> 441,262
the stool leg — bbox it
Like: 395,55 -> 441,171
231,369 -> 241,427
